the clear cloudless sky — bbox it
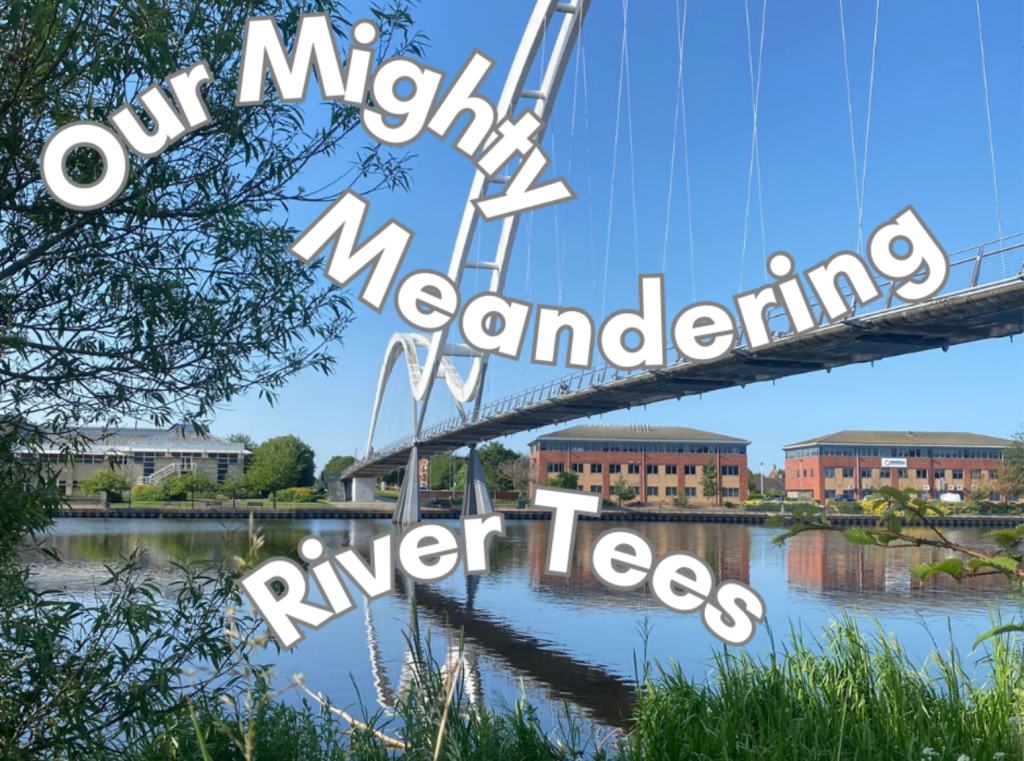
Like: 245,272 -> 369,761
207,0 -> 1023,475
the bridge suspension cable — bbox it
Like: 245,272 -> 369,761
975,0 -> 1005,276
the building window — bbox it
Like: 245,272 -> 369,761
571,463 -> 584,473
990,492 -> 1000,501
802,470 -> 807,478
989,470 -> 998,479
610,463 -> 621,474
842,468 -> 854,478
934,469 -> 946,479
547,463 -> 564,474
823,467 -> 835,478
665,464 -> 677,475
576,485 -> 584,491
880,468 -> 891,478
810,469 -> 814,478
647,486 -> 659,496
842,490 -> 855,499
590,463 -> 602,474
860,468 -> 871,478
665,486 -> 678,496
722,465 -> 739,476
825,490 -> 836,499
590,485 -> 603,493
685,487 -> 697,497
970,469 -> 982,479
628,464 -> 640,475
952,469 -> 964,480
684,465 -> 696,475
722,488 -> 740,498
647,464 -> 659,475
897,469 -> 907,479
915,469 -> 928,479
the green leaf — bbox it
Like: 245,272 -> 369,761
983,528 -> 1024,550
842,528 -> 877,546
911,558 -> 964,583
973,622 -> 1024,648
764,516 -> 785,528
966,556 -> 1020,575
878,486 -> 910,506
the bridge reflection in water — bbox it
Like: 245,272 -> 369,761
29,518 -> 1017,725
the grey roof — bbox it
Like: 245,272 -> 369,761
783,430 -> 1013,449
531,424 -> 748,445
36,425 -> 247,453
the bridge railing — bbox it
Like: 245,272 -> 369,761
351,234 -> 1024,470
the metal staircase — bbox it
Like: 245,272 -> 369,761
136,461 -> 194,486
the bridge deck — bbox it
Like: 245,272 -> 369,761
345,275 -> 1023,479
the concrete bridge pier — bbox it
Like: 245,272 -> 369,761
349,476 -> 376,503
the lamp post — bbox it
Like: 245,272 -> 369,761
760,462 -> 764,495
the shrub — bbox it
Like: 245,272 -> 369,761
131,485 -> 163,502
78,470 -> 129,499
273,487 -> 319,503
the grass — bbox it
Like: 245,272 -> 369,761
107,500 -> 332,510
626,616 -> 1023,761
151,613 -> 1024,761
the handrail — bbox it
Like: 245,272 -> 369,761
342,233 -> 1024,477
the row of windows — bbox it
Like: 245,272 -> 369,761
796,467 -> 999,481
550,462 -> 740,476
537,441 -> 747,454
584,485 -> 742,499
786,446 -> 1004,460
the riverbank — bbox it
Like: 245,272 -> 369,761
166,616 -> 1024,761
59,502 -> 1024,526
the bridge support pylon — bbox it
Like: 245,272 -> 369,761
393,445 -> 422,525
462,446 -> 494,517
351,476 -> 376,503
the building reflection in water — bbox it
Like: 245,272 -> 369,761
786,529 -> 1008,602
24,517 -> 1016,728
524,520 -> 750,596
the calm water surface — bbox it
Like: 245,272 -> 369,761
30,517 -> 1019,727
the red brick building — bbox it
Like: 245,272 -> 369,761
528,424 -> 749,506
783,430 -> 1014,504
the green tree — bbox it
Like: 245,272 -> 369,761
322,455 -> 356,480
0,1 -> 426,756
226,433 -> 257,453
498,456 -> 533,499
245,436 -> 316,505
427,453 -> 465,491
476,441 -> 521,491
995,428 -> 1024,500
546,471 -> 579,490
612,475 -> 635,506
701,456 -> 719,501
77,469 -> 129,497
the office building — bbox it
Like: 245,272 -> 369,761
783,430 -> 1013,503
528,424 -> 749,505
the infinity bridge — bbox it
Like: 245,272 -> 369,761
341,234 -> 1024,485
335,0 -> 1021,522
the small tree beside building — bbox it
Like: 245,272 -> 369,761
612,476 -> 635,506
547,471 -> 579,490
701,457 -> 719,502
995,428 -> 1024,501
77,470 -> 129,502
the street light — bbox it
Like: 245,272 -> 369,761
760,462 -> 764,495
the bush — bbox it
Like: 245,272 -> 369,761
131,485 -> 163,502
77,470 -> 129,499
272,487 -> 319,503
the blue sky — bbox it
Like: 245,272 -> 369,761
210,0 -> 1023,474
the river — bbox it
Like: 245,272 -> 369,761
27,517 -> 1019,728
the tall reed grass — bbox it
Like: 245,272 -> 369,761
173,612 -> 1022,761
